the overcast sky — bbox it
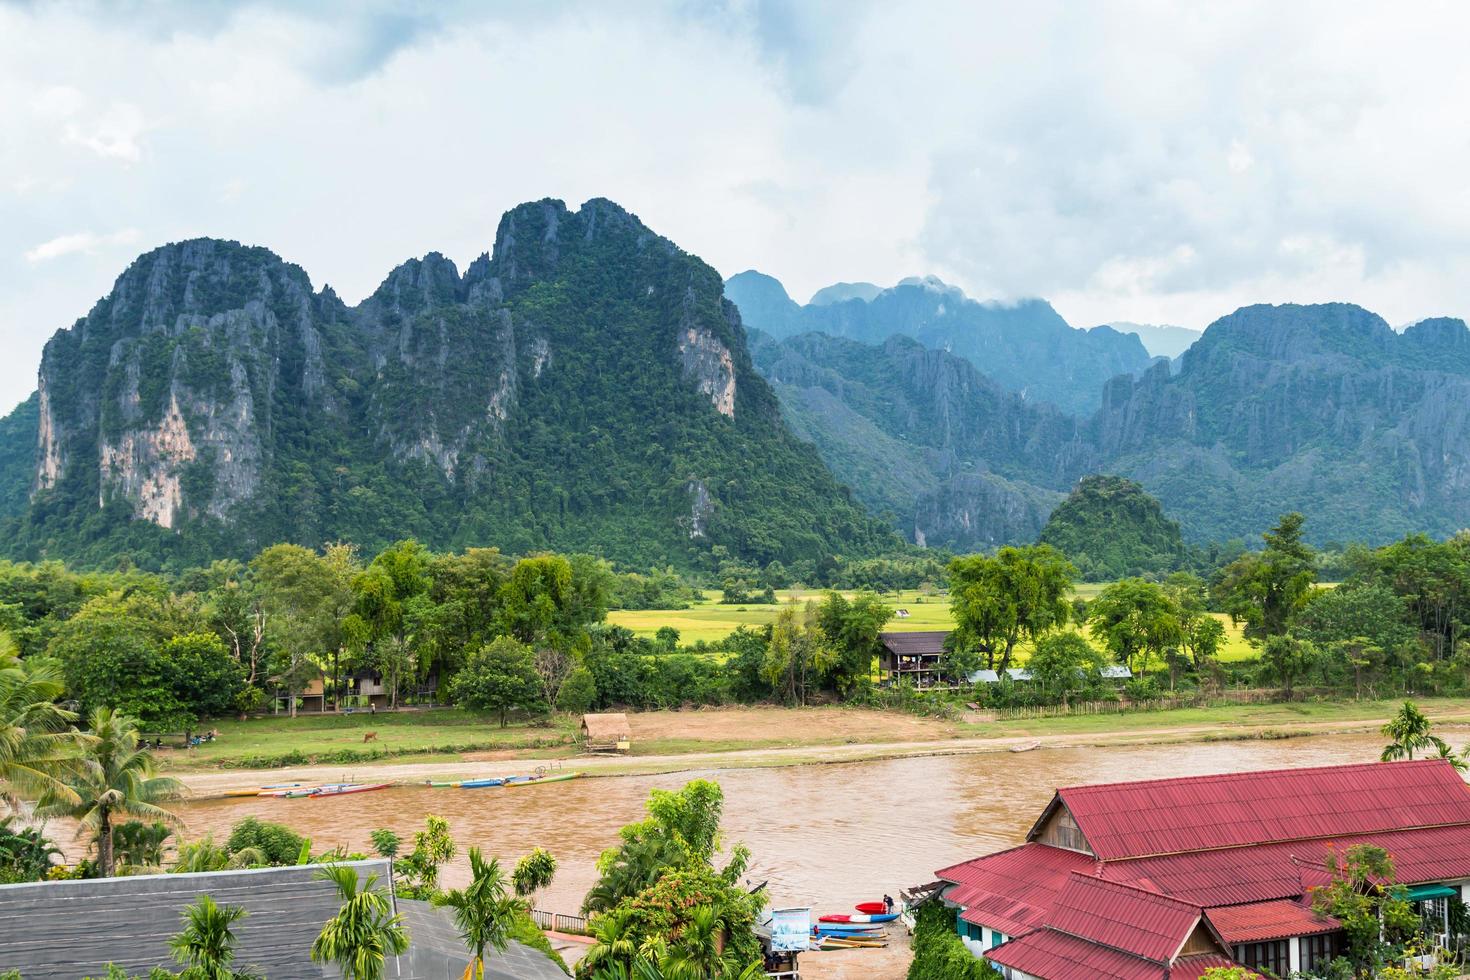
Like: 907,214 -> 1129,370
4,0 -> 1470,409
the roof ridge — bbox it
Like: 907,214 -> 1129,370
1057,757 -> 1449,797
1040,924 -> 1173,967
1062,870 -> 1204,910
1097,819 -> 1470,861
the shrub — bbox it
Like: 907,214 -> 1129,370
907,902 -> 1002,980
225,816 -> 306,866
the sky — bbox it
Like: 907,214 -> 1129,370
4,0 -> 1470,408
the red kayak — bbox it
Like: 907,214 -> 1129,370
855,902 -> 887,914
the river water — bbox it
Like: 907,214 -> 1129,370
152,729 -> 1444,916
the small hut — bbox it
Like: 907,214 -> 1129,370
581,713 -> 632,754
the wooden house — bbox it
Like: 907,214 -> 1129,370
879,630 -> 951,688
581,713 -> 632,753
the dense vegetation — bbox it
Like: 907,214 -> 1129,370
1038,475 -> 1187,580
0,199 -> 894,573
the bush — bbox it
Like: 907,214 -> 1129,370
225,816 -> 306,866
556,667 -> 597,714
908,902 -> 1003,980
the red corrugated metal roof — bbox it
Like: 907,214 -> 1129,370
1045,873 -> 1201,962
939,843 -> 1095,937
1206,900 -> 1339,944
1103,821 -> 1470,907
1049,759 -> 1470,860
986,928 -> 1168,980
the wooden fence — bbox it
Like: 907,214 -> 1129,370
530,908 -> 589,934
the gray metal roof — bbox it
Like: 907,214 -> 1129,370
0,860 -> 567,980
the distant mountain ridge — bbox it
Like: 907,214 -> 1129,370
0,199 -> 895,568
749,302 -> 1470,548
1108,321 -> 1201,359
725,271 -> 1153,415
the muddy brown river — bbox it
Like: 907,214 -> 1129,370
139,730 -> 1448,917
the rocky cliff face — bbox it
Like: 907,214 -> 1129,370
1090,304 -> 1470,542
728,271 -> 1154,415
4,199 -> 893,567
750,302 -> 1470,548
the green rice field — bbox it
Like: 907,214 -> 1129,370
607,588 -> 1257,663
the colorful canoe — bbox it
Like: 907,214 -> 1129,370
427,781 -> 462,788
505,771 -> 581,787
854,902 -> 887,914
312,783 -> 388,797
819,913 -> 898,924
459,778 -> 505,789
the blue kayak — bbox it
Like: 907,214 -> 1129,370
459,778 -> 505,789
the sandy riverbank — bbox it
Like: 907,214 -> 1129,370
172,704 -> 1470,798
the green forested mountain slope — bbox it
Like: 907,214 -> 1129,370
726,270 -> 1154,415
1038,475 -> 1186,579
0,393 -> 37,521
749,304 -> 1470,549
0,199 -> 895,570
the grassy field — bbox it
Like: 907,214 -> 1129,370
158,709 -> 581,771
608,588 -> 1256,662
165,699 -> 1470,775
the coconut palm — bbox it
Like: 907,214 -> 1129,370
39,707 -> 181,876
169,893 -> 259,980
657,906 -> 730,979
1381,700 -> 1448,762
581,907 -> 642,977
0,643 -> 88,810
310,864 -> 409,980
432,847 -> 524,980
114,820 -> 175,870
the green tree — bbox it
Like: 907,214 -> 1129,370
169,894 -> 257,980
164,633 -> 246,722
1310,845 -> 1419,978
654,626 -> 680,652
761,602 -> 832,706
1086,578 -> 1182,676
41,707 -> 181,877
311,864 -> 410,980
0,640 -> 85,810
499,555 -> 576,648
369,828 -> 400,860
113,820 -> 174,870
1215,512 -> 1317,641
251,544 -> 355,717
513,847 -> 558,903
556,667 -> 598,714
450,637 -> 545,727
398,814 -> 456,897
1381,700 -> 1448,761
1257,635 -> 1318,697
815,591 -> 893,695
1026,633 -> 1106,702
949,545 -> 1074,675
433,847 -> 524,980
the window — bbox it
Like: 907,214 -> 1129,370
1302,932 -> 1344,972
1233,940 -> 1288,977
989,931 -> 1005,948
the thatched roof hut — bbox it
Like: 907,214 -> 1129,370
581,712 -> 632,753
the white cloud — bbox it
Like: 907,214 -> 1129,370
1,1 -> 1469,407
23,229 -> 141,263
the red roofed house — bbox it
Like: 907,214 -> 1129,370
935,759 -> 1470,978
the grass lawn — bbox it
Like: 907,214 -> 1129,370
608,588 -> 1256,663
159,709 -> 580,770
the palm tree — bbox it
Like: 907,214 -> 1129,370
310,864 -> 409,980
39,707 -> 182,876
0,643 -> 88,810
657,906 -> 729,979
1381,700 -> 1448,762
169,894 -> 258,980
581,908 -> 642,977
433,847 -> 523,980
114,820 -> 175,870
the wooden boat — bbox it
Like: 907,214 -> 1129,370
427,780 -> 462,788
1009,740 -> 1042,753
819,913 -> 898,924
459,778 -> 504,789
853,902 -> 887,914
816,937 -> 887,950
312,783 -> 388,797
505,771 -> 582,787
223,788 -> 262,797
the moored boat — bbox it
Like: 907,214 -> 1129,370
312,783 -> 388,797
459,778 -> 505,789
853,902 -> 887,914
818,913 -> 898,924
505,771 -> 582,787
